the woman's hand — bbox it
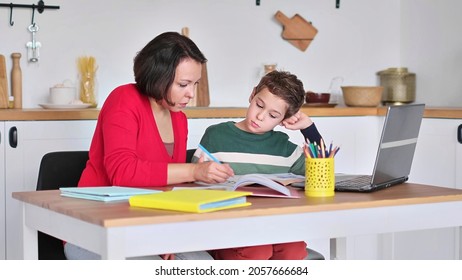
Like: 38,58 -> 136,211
193,156 -> 234,184
281,111 -> 313,130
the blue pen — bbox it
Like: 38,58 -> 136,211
326,141 -> 333,158
198,144 -> 221,164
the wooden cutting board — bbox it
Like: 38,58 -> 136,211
274,11 -> 317,52
196,60 -> 210,106
286,39 -> 313,52
181,27 -> 210,107
275,11 -> 318,40
0,54 -> 9,108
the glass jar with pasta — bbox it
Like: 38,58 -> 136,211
77,56 -> 98,108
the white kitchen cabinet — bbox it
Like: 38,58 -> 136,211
457,127 -> 462,189
410,118 -> 460,188
4,120 -> 96,259
0,122 -> 6,260
303,116 -> 383,175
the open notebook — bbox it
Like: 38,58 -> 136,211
176,173 -> 303,198
335,103 -> 425,192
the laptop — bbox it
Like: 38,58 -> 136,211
335,103 -> 425,192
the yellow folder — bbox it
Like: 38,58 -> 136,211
129,189 -> 252,213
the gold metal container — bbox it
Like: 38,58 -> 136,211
377,67 -> 415,105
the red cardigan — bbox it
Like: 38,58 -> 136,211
78,84 -> 188,187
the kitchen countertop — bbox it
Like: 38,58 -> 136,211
1,106 -> 462,121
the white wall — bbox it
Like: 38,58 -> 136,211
1,0 -> 459,109
401,0 -> 462,107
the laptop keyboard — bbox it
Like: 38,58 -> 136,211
335,175 -> 372,188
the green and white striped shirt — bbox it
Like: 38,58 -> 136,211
192,121 -> 322,175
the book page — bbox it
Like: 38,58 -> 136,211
189,173 -> 303,198
260,173 -> 305,186
228,174 -> 293,196
235,185 -> 300,198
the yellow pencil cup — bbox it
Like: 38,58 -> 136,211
305,157 -> 335,197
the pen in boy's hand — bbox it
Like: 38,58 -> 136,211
198,144 -> 221,164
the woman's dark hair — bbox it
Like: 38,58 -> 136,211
254,70 -> 305,119
133,32 -> 207,105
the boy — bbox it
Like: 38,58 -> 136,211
192,70 -> 323,260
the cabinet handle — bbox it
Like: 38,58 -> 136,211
9,126 -> 17,148
458,124 -> 462,144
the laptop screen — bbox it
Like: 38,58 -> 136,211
371,104 -> 425,185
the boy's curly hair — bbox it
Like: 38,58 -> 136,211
254,70 -> 305,119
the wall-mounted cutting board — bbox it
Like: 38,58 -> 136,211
285,39 -> 313,52
181,27 -> 210,107
274,11 -> 318,52
0,54 -> 9,108
275,11 -> 318,39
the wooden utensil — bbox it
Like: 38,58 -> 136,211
0,54 -> 9,108
181,27 -> 210,107
274,11 -> 317,52
275,11 -> 318,40
11,53 -> 22,109
196,60 -> 210,106
286,39 -> 313,52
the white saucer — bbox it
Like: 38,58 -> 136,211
39,103 -> 93,109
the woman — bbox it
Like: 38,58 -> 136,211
65,32 -> 234,260
79,32 -> 234,188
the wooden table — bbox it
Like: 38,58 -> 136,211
13,183 -> 462,259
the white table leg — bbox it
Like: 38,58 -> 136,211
22,204 -> 38,260
100,228 -> 126,260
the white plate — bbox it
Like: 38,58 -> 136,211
39,103 -> 93,109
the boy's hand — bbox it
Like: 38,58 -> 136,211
281,111 -> 313,130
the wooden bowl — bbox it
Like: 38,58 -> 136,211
305,92 -> 330,103
341,86 -> 383,107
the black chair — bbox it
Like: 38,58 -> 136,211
306,247 -> 325,260
186,149 -> 196,163
36,151 -> 89,260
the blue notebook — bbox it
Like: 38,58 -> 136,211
59,186 -> 160,202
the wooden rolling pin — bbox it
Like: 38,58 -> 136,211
11,53 -> 22,109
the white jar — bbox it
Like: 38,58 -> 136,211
49,86 -> 76,104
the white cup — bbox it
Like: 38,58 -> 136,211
49,87 -> 76,104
